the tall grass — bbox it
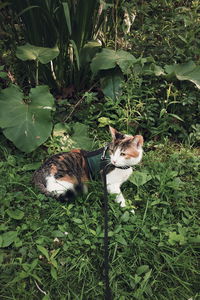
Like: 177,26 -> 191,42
8,0 -> 106,91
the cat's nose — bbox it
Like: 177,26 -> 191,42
112,160 -> 116,164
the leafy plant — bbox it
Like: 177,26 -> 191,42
91,48 -> 137,99
155,60 -> 200,90
91,48 -> 137,76
129,171 -> 152,190
37,245 -> 60,280
0,85 -> 54,152
0,43 -> 62,152
8,0 -> 106,91
0,66 -> 7,80
16,44 -> 59,64
71,122 -> 93,150
16,43 -> 59,85
0,231 -> 18,248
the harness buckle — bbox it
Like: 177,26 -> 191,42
101,144 -> 110,161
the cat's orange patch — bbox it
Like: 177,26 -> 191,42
50,164 -> 58,175
81,174 -> 90,182
125,148 -> 139,158
59,175 -> 78,184
59,174 -> 89,184
58,155 -> 65,161
71,149 -> 81,153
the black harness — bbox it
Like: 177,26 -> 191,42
84,144 -> 130,181
84,145 -> 111,180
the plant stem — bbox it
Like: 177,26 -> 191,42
114,0 -> 119,51
50,60 -> 57,81
142,198 -> 149,227
36,59 -> 39,86
64,83 -> 97,122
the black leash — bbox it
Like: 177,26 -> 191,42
83,143 -> 130,300
101,146 -> 112,300
102,165 -> 112,300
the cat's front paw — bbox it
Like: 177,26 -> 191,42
117,196 -> 135,214
116,193 -> 126,207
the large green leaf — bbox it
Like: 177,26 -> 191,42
0,231 -> 18,248
116,50 -> 137,73
100,69 -> 123,100
16,43 -> 59,64
0,85 -> 54,152
7,209 -> 24,220
129,171 -> 152,187
71,122 -> 93,150
80,41 -> 102,65
164,61 -> 200,89
91,48 -> 136,75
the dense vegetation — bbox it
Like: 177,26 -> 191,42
0,0 -> 200,299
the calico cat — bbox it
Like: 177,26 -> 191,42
33,126 -> 143,207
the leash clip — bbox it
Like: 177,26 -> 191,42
101,144 -> 109,161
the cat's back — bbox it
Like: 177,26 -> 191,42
33,149 -> 89,195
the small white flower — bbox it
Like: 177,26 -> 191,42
53,237 -> 59,243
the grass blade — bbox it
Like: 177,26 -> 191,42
62,2 -> 72,35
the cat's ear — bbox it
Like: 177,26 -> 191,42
109,126 -> 117,139
132,135 -> 144,148
109,126 -> 124,140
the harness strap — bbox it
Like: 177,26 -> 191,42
83,145 -> 111,180
115,165 -> 131,170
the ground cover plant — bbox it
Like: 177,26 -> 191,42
0,136 -> 200,300
0,0 -> 200,299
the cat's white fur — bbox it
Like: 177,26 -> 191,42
46,174 -> 74,195
110,147 -> 143,167
108,145 -> 143,207
106,167 -> 133,207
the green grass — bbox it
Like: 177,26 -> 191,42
0,137 -> 200,300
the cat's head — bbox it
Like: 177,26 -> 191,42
108,126 -> 144,168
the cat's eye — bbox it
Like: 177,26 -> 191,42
120,153 -> 126,156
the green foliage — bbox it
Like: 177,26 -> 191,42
7,209 -> 25,220
91,48 -> 137,75
43,122 -> 94,155
71,122 -> 93,150
16,43 -> 59,64
132,1 -> 200,63
129,171 -> 152,187
1,0 -> 200,298
8,0 -> 106,90
0,231 -> 18,248
0,66 -> 7,80
155,61 -> 200,90
91,48 -> 137,99
1,0 -> 199,149
100,69 -> 124,100
0,85 -> 54,152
